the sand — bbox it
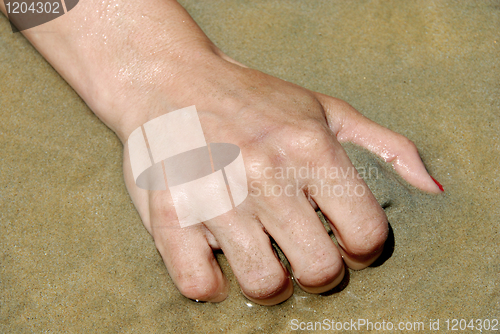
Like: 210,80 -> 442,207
1,0 -> 499,332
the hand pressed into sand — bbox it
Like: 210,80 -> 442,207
4,0 -> 443,306
121,57 -> 443,305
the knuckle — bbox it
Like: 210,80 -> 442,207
401,136 -> 418,152
296,254 -> 344,288
175,274 -> 220,301
241,270 -> 289,300
345,216 -> 388,257
243,119 -> 334,180
294,120 -> 330,145
275,120 -> 333,158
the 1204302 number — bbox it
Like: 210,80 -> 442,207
6,2 -> 60,14
445,319 -> 499,331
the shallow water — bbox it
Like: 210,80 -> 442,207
1,0 -> 499,332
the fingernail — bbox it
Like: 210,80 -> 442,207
431,176 -> 444,192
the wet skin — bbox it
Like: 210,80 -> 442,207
1,0 -> 442,305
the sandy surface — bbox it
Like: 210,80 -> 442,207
1,1 -> 499,332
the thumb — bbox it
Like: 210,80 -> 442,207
315,92 -> 443,193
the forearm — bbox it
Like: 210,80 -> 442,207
1,0 -> 221,140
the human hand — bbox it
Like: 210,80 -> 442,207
5,0 -> 442,306
121,53 -> 442,305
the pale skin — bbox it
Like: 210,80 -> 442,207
1,0 -> 443,305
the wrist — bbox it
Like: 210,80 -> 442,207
89,44 -> 225,143
58,1 -> 224,142
13,0 -> 230,142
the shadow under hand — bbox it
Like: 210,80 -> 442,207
319,265 -> 350,296
319,222 -> 394,296
369,222 -> 395,268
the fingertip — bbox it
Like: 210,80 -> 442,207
175,271 -> 229,303
338,244 -> 384,270
318,98 -> 445,195
242,275 -> 294,306
431,176 -> 445,192
207,275 -> 230,303
295,264 -> 345,294
392,155 -> 443,194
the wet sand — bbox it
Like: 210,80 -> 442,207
1,1 -> 499,332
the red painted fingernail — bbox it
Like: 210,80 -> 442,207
431,176 -> 444,192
